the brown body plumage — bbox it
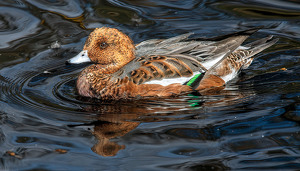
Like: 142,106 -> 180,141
67,27 -> 278,100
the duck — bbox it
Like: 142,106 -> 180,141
67,27 -> 278,100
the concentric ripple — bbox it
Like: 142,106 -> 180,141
0,48 -> 98,123
0,45 -> 261,125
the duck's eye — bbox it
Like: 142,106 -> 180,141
99,42 -> 108,49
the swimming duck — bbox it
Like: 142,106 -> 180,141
67,27 -> 277,100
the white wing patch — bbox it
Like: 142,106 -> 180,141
144,71 -> 200,86
203,46 -> 249,70
237,45 -> 249,50
202,54 -> 225,69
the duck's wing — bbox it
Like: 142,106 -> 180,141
111,54 -> 205,86
135,27 -> 262,71
112,28 -> 267,86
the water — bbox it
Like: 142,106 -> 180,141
0,0 -> 299,170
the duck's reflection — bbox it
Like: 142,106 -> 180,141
79,104 -> 145,157
92,120 -> 139,157
75,86 -> 255,157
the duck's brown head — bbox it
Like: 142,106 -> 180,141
68,27 -> 135,67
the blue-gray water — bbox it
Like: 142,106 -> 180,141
0,0 -> 299,170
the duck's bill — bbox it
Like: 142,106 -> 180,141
67,50 -> 91,64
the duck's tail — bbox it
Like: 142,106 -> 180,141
187,33 -> 278,91
195,27 -> 263,70
241,35 -> 278,69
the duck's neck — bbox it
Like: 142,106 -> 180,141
76,63 -> 125,98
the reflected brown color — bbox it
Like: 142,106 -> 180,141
81,87 -> 255,156
92,121 -> 139,157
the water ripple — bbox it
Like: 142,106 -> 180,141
27,0 -> 84,18
0,7 -> 41,49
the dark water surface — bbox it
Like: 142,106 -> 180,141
0,0 -> 299,170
